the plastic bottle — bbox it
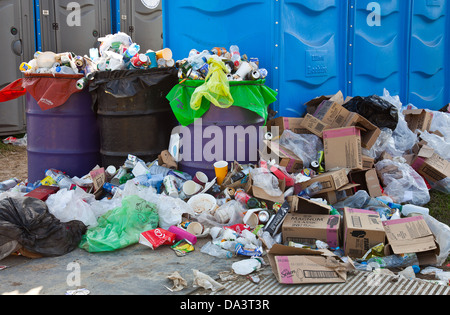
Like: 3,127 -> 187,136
0,178 -> 20,191
298,182 -> 323,199
148,163 -> 171,177
367,253 -> 419,269
401,204 -> 430,217
123,43 -> 140,63
200,241 -> 233,259
55,66 -> 76,75
230,45 -> 241,67
232,257 -> 263,276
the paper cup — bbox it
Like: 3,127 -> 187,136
214,161 -> 229,186
182,180 -> 203,198
186,222 -> 204,236
193,172 -> 209,187
156,48 -> 173,61
243,210 -> 259,229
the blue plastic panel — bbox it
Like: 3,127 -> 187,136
350,0 -> 410,102
278,0 -> 348,116
162,0 -> 450,115
409,0 -> 448,109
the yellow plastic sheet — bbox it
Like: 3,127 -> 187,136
190,58 -> 234,111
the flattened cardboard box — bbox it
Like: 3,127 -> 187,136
266,117 -> 311,135
294,169 -> 349,195
343,208 -> 385,258
282,213 -> 341,248
323,127 -> 363,171
382,216 -> 438,265
268,244 -> 353,285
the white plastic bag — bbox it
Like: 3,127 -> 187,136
46,187 -> 98,227
418,131 -> 450,161
156,195 -> 195,230
375,159 -> 430,206
422,214 -> 450,266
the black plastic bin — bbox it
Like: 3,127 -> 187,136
89,68 -> 179,168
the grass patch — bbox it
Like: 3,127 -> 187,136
427,190 -> 450,227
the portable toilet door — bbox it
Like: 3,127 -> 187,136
119,0 -> 163,51
38,0 -> 112,55
0,0 -> 35,136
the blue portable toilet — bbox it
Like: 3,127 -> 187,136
162,0 -> 450,116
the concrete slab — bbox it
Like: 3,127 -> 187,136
0,238 -> 242,295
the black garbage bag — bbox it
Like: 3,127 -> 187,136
88,67 -> 178,99
0,197 -> 87,260
343,95 -> 399,131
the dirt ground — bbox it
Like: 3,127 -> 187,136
0,147 -> 28,182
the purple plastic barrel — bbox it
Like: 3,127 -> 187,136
26,90 -> 101,183
178,105 -> 265,179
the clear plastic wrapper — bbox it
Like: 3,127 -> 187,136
250,168 -> 282,196
375,159 -> 430,206
278,130 -> 324,168
418,131 -> 450,161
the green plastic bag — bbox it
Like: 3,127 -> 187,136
79,196 -> 159,253
167,79 -> 278,127
190,58 -> 234,111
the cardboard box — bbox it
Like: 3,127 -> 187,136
267,244 -> 353,285
348,169 -> 383,198
261,140 -> 303,174
266,117 -> 311,135
343,208 -> 386,258
25,186 -> 60,202
323,127 -> 363,171
382,216 -> 438,265
315,183 -> 360,205
158,150 -> 177,170
244,174 -> 286,205
300,114 -> 328,138
305,91 -> 344,115
411,147 -> 450,183
282,213 -> 341,248
287,196 -> 331,215
362,155 -> 375,169
313,100 -> 351,128
343,113 -> 381,150
294,169 -> 349,195
403,109 -> 434,133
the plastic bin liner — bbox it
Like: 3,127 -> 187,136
0,79 -> 26,102
88,67 -> 178,100
0,197 -> 87,260
79,195 -> 159,253
343,95 -> 399,131
22,73 -> 85,111
167,79 -> 278,127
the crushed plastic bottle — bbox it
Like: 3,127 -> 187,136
367,253 -> 419,269
298,182 -> 323,199
200,241 -> 233,259
0,178 -> 20,191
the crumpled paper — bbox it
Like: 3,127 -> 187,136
166,271 -> 188,292
192,269 -> 225,292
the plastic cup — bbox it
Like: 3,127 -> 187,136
214,161 -> 229,186
193,172 -> 209,187
156,48 -> 173,61
182,180 -> 203,198
186,222 -> 204,236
